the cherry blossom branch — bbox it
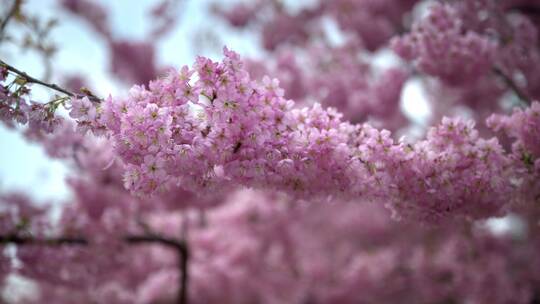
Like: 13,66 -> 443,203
0,233 -> 189,304
0,59 -> 101,102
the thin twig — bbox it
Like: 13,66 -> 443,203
1,233 -> 189,304
0,59 -> 101,102
493,67 -> 531,105
0,0 -> 20,41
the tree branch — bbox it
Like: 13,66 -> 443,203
493,67 -> 531,105
0,233 -> 189,304
179,239 -> 190,304
0,59 -> 101,102
511,5 -> 540,16
0,0 -> 20,41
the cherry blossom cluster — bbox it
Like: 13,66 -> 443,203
392,2 -> 497,85
99,48 -> 376,200
215,0 -> 419,51
392,0 -> 540,99
388,117 -> 512,222
321,0 -> 419,51
0,68 -> 64,133
211,0 -> 415,141
488,101 -> 540,162
245,42 -> 409,130
69,96 -> 106,134
68,48 -> 528,223
186,190 -> 540,304
488,101 -> 540,205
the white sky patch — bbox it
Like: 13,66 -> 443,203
401,77 -> 431,126
0,127 -> 71,201
484,214 -> 527,239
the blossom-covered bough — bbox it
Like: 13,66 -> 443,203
66,47 -> 535,223
1,0 -> 540,303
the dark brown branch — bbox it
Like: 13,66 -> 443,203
1,234 -> 88,245
0,0 -> 20,41
127,234 -> 190,303
179,240 -> 190,304
1,233 -> 189,304
493,67 -> 531,105
511,5 -> 540,16
0,59 -> 101,102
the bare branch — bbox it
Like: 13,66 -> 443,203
511,5 -> 540,16
0,59 -> 101,102
493,67 -> 531,105
0,0 -> 21,41
0,233 -> 189,304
